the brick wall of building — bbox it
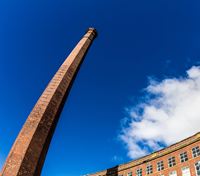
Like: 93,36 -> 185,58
89,132 -> 200,176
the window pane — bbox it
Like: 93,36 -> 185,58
136,168 -> 142,176
157,161 -> 164,171
192,146 -> 200,158
182,167 -> 191,176
195,161 -> 200,176
168,157 -> 176,167
180,152 -> 188,163
127,172 -> 132,176
169,171 -> 177,176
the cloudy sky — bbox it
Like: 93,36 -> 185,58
1,0 -> 200,176
120,66 -> 200,159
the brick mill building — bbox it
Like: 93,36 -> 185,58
89,132 -> 200,176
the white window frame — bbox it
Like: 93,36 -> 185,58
169,170 -> 177,176
192,146 -> 200,158
180,152 -> 188,163
195,161 -> 200,176
157,160 -> 164,171
127,172 -> 132,176
168,156 -> 176,167
146,164 -> 153,175
136,168 -> 142,176
181,166 -> 191,176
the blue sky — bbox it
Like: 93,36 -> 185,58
1,0 -> 200,176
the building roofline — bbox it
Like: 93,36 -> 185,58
88,132 -> 200,176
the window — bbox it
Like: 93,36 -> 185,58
181,166 -> 191,176
157,161 -> 164,171
136,168 -> 142,176
195,161 -> 200,176
127,172 -> 132,176
168,156 -> 176,167
180,152 -> 188,162
146,164 -> 153,174
192,146 -> 200,158
169,171 -> 177,176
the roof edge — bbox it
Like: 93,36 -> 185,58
87,132 -> 200,176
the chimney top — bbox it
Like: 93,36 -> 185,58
87,27 -> 98,38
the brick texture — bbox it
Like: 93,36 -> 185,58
89,132 -> 200,176
1,28 -> 97,176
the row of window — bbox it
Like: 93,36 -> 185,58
123,146 -> 200,176
120,161 -> 200,176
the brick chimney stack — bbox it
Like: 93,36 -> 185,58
1,28 -> 97,176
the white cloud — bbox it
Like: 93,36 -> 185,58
120,66 -> 200,159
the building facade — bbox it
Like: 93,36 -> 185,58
89,132 -> 200,176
